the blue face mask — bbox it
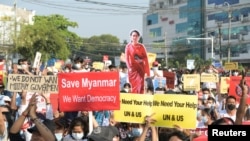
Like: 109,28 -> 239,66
55,133 -> 63,141
202,116 -> 208,123
132,128 -> 143,137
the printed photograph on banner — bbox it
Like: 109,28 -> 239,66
220,77 -> 230,94
114,93 -> 198,129
229,76 -> 250,104
7,74 -> 58,93
183,74 -> 200,91
58,72 -> 120,111
153,77 -> 166,94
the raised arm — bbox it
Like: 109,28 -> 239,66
235,70 -> 248,125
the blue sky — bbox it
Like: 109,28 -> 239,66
1,0 -> 149,42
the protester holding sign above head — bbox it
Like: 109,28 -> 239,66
125,29 -> 150,94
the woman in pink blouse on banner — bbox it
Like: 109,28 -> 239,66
125,29 -> 150,94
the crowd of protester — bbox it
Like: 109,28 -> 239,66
0,56 -> 249,141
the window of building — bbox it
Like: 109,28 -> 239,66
146,13 -> 159,25
149,27 -> 162,37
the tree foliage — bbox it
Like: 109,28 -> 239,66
15,14 -> 82,62
75,34 -> 122,62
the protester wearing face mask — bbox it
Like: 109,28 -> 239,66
219,96 -> 237,121
232,70 -> 239,76
201,88 -> 211,103
54,117 -> 69,141
201,108 -> 217,127
202,65 -> 218,89
72,57 -> 85,73
120,83 -> 131,93
63,117 -> 88,141
130,123 -> 144,140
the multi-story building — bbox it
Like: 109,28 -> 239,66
143,0 -> 250,66
0,4 -> 35,61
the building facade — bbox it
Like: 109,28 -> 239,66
0,4 -> 35,61
142,0 -> 250,66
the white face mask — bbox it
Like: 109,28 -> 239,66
75,64 -> 81,69
207,103 -> 213,108
72,133 -> 84,140
203,94 -> 209,100
65,69 -> 69,72
124,88 -> 129,92
233,72 -> 238,76
55,133 -> 63,141
207,69 -> 213,73
153,67 -> 158,71
22,64 -> 27,69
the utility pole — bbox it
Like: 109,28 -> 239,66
224,2 -> 231,62
218,23 -> 222,64
14,0 -> 17,49
164,32 -> 168,68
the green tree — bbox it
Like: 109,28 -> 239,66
15,14 -> 82,62
77,34 -> 121,62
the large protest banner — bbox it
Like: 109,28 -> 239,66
114,93 -> 197,129
58,72 -> 120,111
7,74 -> 58,93
229,76 -> 250,104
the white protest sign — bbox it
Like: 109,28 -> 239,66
33,52 -> 42,68
187,59 -> 195,70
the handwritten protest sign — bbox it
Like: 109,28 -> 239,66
200,73 -> 219,82
229,76 -> 250,104
7,74 -> 58,93
224,62 -> 238,70
92,62 -> 104,70
58,72 -> 120,111
183,74 -> 200,91
114,93 -> 197,129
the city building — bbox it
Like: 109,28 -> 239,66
142,0 -> 250,66
0,4 -> 35,62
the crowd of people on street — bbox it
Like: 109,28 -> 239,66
0,29 -> 249,141
0,56 -> 249,141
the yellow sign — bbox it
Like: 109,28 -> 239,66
200,73 -> 219,82
114,93 -> 197,129
92,62 -> 104,70
183,74 -> 200,91
220,77 -> 230,94
147,53 -> 157,68
224,62 -> 238,70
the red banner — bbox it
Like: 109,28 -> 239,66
229,76 -> 250,104
58,72 -> 120,111
163,71 -> 175,89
